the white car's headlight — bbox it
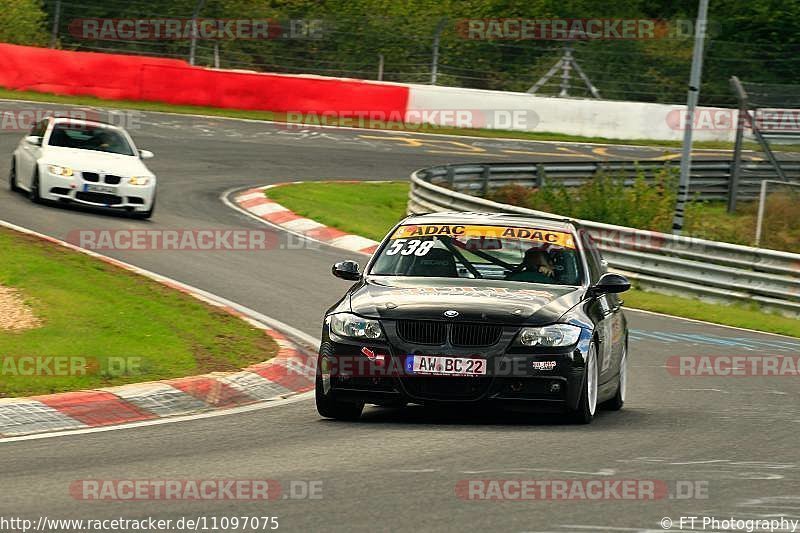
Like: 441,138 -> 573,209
517,324 -> 582,347
330,313 -> 383,339
128,176 -> 151,186
47,165 -> 73,177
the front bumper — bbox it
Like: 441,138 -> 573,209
40,171 -> 155,211
319,326 -> 590,413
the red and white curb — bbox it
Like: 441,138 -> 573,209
0,219 -> 318,439
234,183 -> 381,256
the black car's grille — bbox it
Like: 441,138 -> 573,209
396,320 -> 503,347
104,174 -> 122,185
397,320 -> 447,345
75,192 -> 124,205
451,324 -> 503,347
82,172 -> 99,182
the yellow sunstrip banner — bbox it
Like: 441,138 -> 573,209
391,225 -> 576,249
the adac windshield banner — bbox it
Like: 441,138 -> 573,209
391,224 -> 576,249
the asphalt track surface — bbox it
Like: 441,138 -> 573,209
1,100 -> 799,533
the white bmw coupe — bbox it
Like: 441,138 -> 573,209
10,116 -> 157,219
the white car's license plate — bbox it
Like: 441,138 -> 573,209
84,184 -> 116,194
408,355 -> 487,376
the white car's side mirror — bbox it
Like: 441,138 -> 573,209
25,135 -> 43,146
139,149 -> 154,160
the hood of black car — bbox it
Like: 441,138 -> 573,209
349,276 -> 584,325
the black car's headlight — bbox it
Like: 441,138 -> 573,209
516,324 -> 581,347
329,313 -> 383,340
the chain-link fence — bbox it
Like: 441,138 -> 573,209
39,0 -> 800,107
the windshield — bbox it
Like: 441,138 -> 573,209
370,224 -> 584,286
48,123 -> 134,156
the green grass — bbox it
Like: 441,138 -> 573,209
267,181 -> 410,242
3,86 -> 798,152
265,181 -> 800,338
0,228 -> 277,397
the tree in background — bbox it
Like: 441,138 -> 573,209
14,0 -> 800,105
0,0 -> 48,46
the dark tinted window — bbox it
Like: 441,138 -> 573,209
30,119 -> 47,138
370,224 -> 584,286
48,123 -> 134,156
581,231 -> 605,282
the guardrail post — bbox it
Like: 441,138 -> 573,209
446,166 -> 455,188
535,164 -> 544,188
481,166 -> 491,196
728,77 -> 747,213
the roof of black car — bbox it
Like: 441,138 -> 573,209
401,212 -> 578,232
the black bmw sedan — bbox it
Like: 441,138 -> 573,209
316,212 -> 630,424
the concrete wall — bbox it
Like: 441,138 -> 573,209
405,84 -> 737,142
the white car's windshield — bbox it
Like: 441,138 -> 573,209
370,224 -> 583,286
48,123 -> 134,156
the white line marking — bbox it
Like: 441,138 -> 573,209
281,217 -> 326,232
249,202 -> 288,216
0,392 -> 314,443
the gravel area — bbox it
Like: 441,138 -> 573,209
0,285 -> 41,331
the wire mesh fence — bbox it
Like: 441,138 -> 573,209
39,0 -> 800,107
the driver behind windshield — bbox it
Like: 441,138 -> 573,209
506,247 -> 557,283
89,130 -> 119,152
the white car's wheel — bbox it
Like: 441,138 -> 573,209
570,343 -> 599,424
28,171 -> 42,204
132,194 -> 155,220
9,157 -> 20,192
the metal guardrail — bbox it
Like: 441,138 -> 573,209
415,160 -> 800,202
408,163 -> 800,317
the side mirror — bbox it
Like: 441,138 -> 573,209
332,260 -> 361,281
588,273 -> 630,296
25,135 -> 42,146
139,149 -> 154,160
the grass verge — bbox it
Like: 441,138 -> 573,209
3,86 -> 798,152
0,227 -> 277,397
265,181 -> 799,338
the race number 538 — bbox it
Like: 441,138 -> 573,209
386,239 -> 435,256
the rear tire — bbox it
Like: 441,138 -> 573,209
569,343 -> 598,424
315,355 -> 364,421
9,157 -> 20,192
28,171 -> 41,204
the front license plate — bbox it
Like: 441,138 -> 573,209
84,184 -> 116,194
408,355 -> 487,376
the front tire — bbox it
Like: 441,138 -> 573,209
28,170 -> 41,204
132,195 -> 155,219
570,343 -> 599,424
9,157 -> 20,192
315,355 -> 364,421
